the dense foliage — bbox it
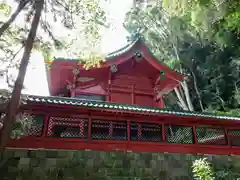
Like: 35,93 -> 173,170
125,0 -> 240,113
0,0 -> 109,69
0,0 -> 110,150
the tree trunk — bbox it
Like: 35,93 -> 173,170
0,0 -> 30,37
191,71 -> 204,111
174,87 -> 189,111
181,80 -> 194,111
0,0 -> 44,151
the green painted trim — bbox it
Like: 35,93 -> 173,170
26,95 -> 240,121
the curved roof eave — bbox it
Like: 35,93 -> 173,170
52,37 -> 184,80
53,38 -> 140,62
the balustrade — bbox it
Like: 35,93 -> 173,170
24,114 -> 240,148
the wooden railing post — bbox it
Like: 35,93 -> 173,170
224,128 -> 230,146
88,113 -> 92,141
192,126 -> 198,144
41,115 -> 49,138
162,123 -> 165,141
127,121 -> 130,142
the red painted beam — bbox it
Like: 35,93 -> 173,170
9,107 -> 240,155
7,137 -> 240,155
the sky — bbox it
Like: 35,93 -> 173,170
1,0 -> 133,96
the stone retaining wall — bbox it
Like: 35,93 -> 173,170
1,149 -> 240,180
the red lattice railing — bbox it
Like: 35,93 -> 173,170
196,127 -> 226,145
24,115 -> 240,148
92,120 -> 127,140
165,125 -> 193,144
25,115 -> 44,137
130,122 -> 162,142
47,117 -> 88,138
228,129 -> 240,146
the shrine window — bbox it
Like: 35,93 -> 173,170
75,94 -> 105,102
165,125 -> 193,144
196,126 -> 226,145
112,121 -> 127,140
228,129 -> 240,146
25,114 -> 45,137
130,122 -> 162,142
91,119 -> 127,140
1,113 -> 45,137
92,120 -> 109,140
47,117 -> 88,139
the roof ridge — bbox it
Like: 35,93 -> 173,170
26,95 -> 240,121
53,37 -> 141,62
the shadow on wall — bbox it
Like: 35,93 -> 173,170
0,149 -> 240,180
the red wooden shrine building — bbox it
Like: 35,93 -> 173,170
5,38 -> 240,155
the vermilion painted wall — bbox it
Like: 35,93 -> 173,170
51,57 -> 169,108
72,73 -> 161,107
109,74 -> 155,106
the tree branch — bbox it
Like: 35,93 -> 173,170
0,0 -> 30,37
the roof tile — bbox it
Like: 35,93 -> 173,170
23,95 -> 240,121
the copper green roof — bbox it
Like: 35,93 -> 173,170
25,95 -> 240,121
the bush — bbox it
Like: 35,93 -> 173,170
192,158 -> 215,180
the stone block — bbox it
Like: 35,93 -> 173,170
32,167 -> 45,178
29,158 -> 40,167
157,153 -> 165,161
7,166 -> 19,173
120,168 -> 131,176
35,150 -> 46,158
14,150 -> 28,158
158,169 -> 168,179
5,157 -> 20,167
57,150 -> 70,158
39,158 -> 46,168
86,158 -> 94,167
184,154 -> 194,161
46,158 -> 57,167
150,160 -> 157,168
232,157 -> 240,169
105,168 -> 121,176
99,151 -> 107,159
46,150 -> 58,158
27,150 -> 37,158
18,158 -> 30,169
3,149 -> 15,158
112,159 -> 122,168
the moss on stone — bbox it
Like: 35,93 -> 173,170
0,150 -> 240,180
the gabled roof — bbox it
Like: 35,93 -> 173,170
24,95 -> 240,121
52,37 -> 184,88
53,38 -> 182,76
